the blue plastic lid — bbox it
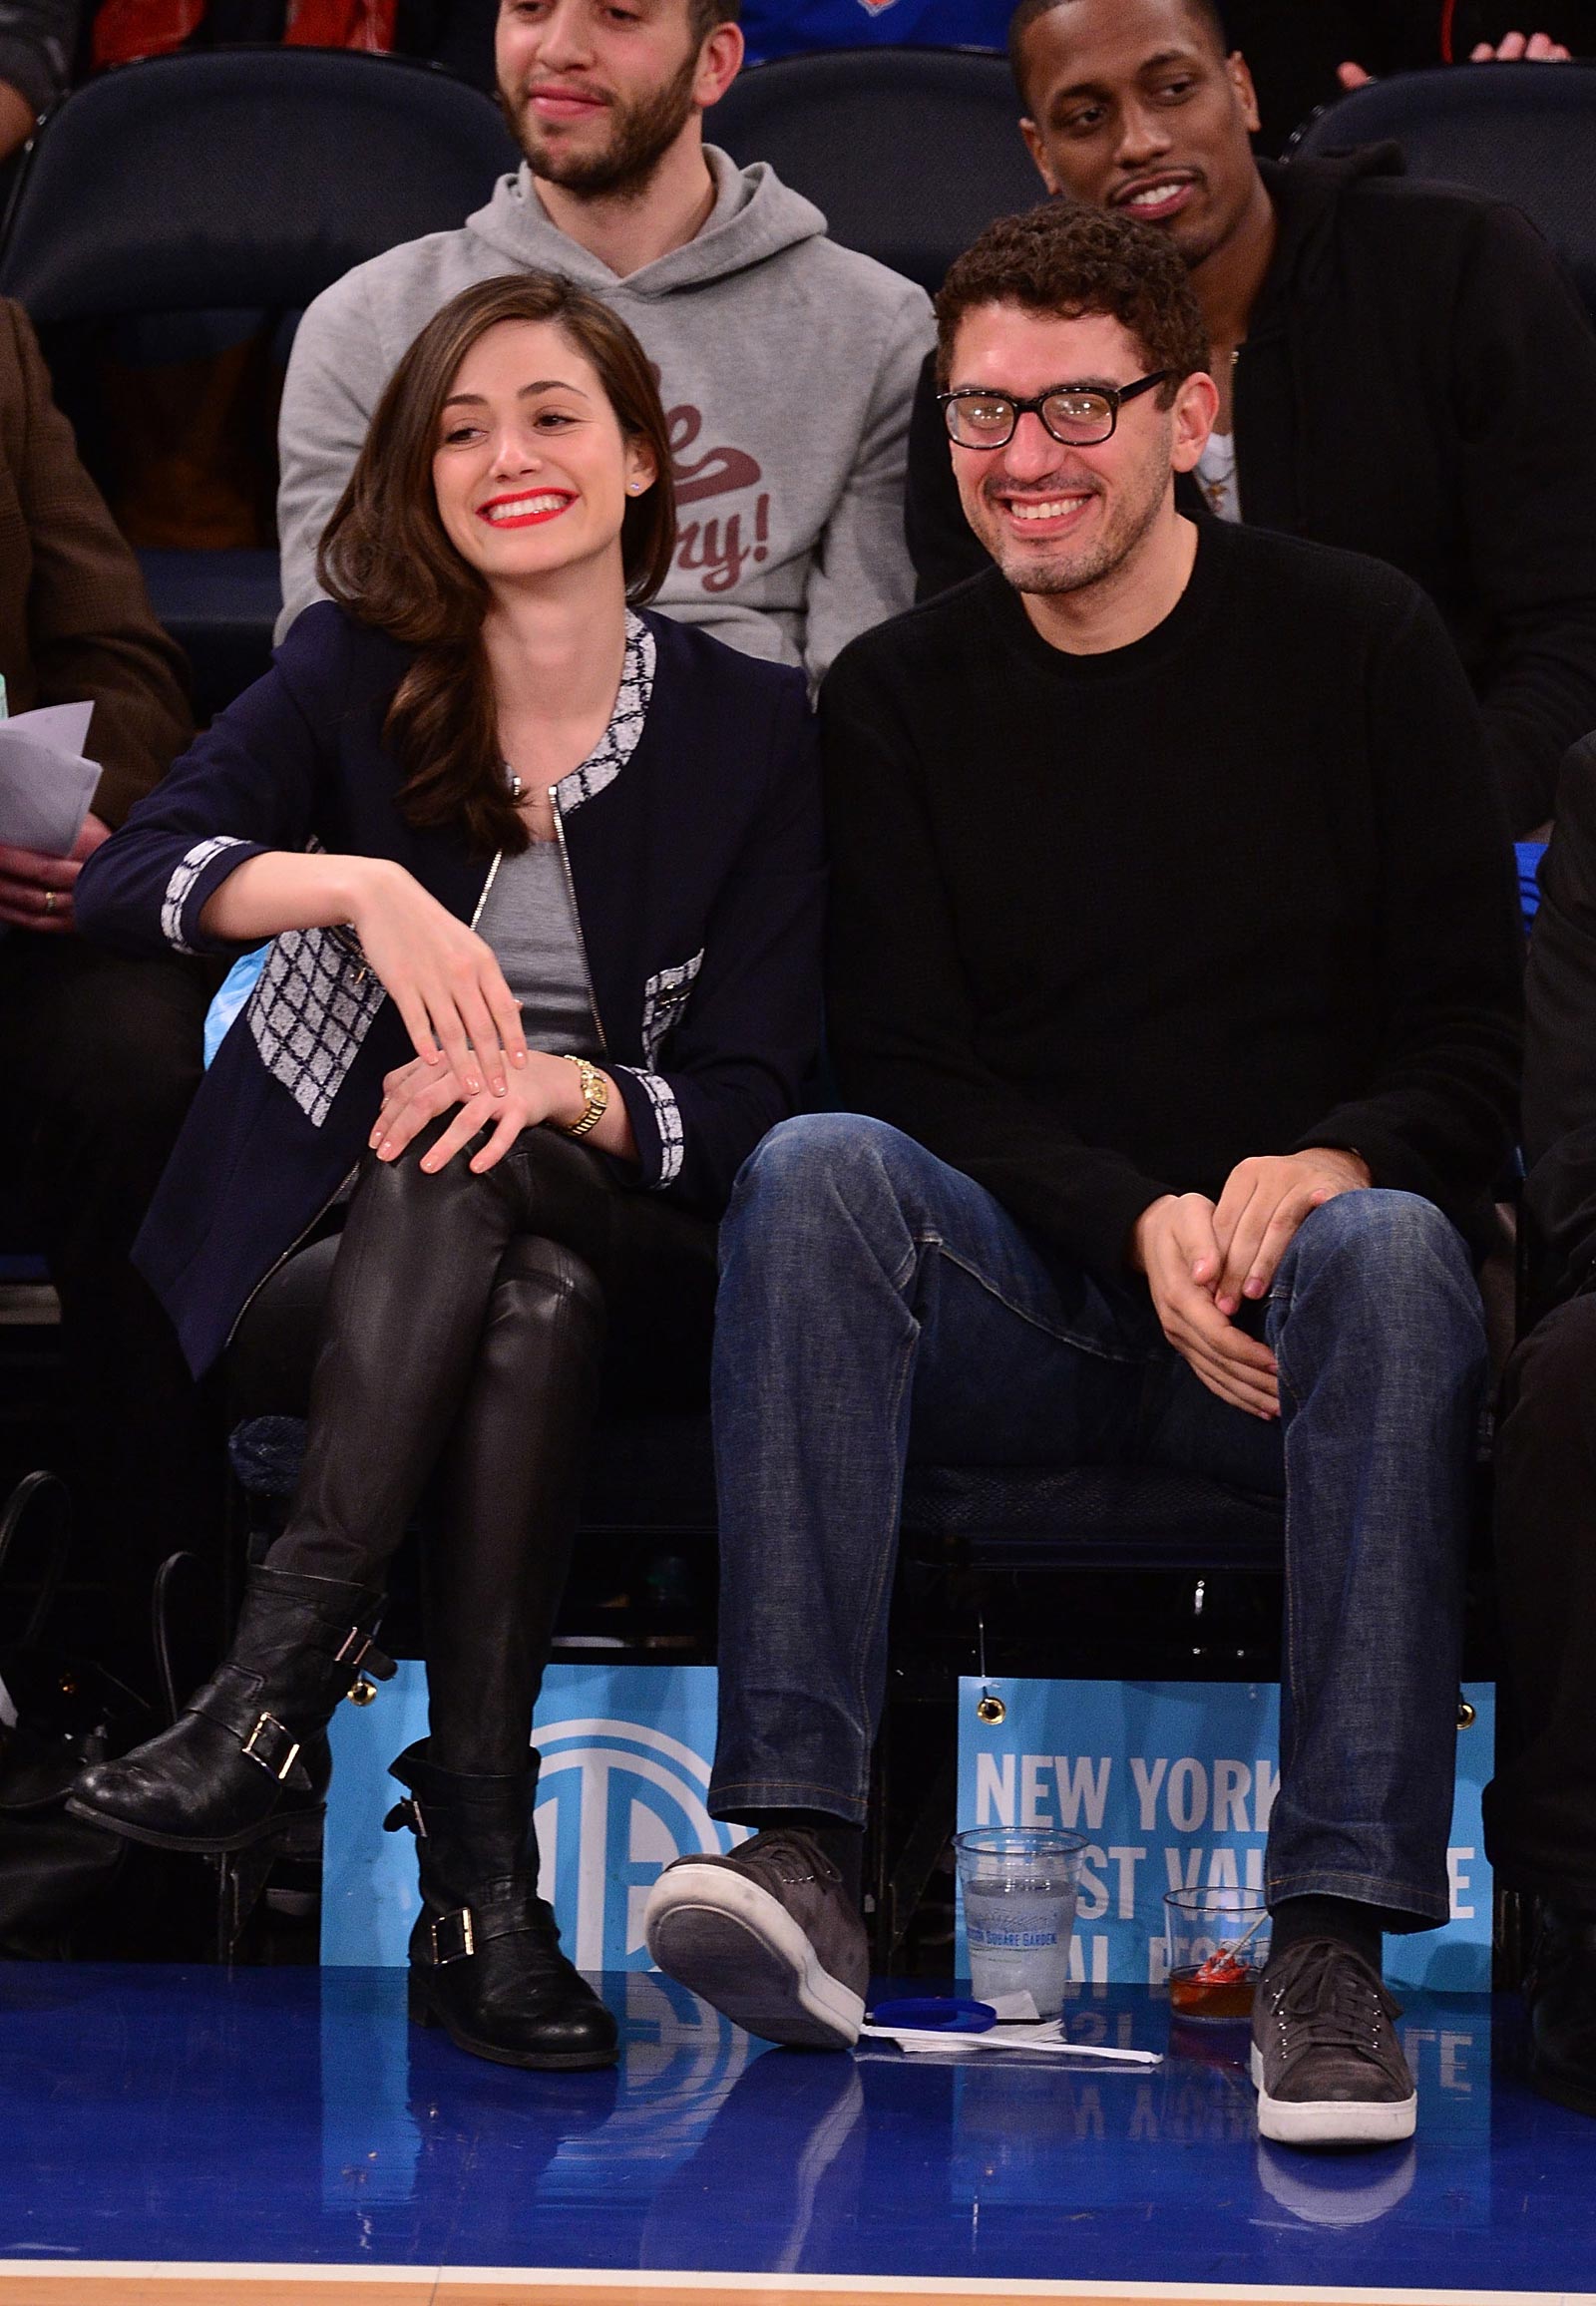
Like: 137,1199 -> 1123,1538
867,1997 -> 997,2032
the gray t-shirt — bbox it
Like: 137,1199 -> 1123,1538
474,610 -> 655,1057
474,835 -> 598,1057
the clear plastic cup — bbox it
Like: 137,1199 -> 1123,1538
954,1826 -> 1085,2020
1162,1885 -> 1270,2023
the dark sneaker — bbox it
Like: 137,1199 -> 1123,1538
1250,1938 -> 1416,2146
643,1828 -> 868,2049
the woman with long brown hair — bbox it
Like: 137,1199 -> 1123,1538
67,272 -> 823,2071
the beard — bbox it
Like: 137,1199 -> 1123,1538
965,439 -> 1171,601
503,47 -> 700,202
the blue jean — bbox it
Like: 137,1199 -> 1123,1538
708,1114 -> 1489,1925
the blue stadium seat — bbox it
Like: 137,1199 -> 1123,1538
710,48 -> 1043,292
0,49 -> 521,717
1289,61 -> 1596,324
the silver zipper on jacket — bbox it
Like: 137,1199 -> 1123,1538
551,787 -> 607,1053
471,849 -> 504,931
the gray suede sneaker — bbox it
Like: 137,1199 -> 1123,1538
644,1828 -> 868,2049
1250,1938 -> 1417,2146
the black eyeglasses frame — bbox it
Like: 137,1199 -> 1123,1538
937,369 -> 1173,450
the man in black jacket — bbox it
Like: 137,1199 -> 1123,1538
1481,729 -> 1596,2117
905,0 -> 1596,834
645,201 -> 1522,2151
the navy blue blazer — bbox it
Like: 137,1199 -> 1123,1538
76,600 -> 823,1374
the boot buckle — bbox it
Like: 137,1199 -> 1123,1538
430,1906 -> 475,1965
334,1626 -> 395,1682
241,1712 -> 301,1781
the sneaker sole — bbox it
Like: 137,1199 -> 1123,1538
644,1864 -> 864,2049
1250,2044 -> 1417,2145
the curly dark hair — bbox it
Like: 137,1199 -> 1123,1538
935,201 -> 1211,394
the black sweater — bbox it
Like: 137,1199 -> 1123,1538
822,522 -> 1522,1280
906,151 -> 1596,836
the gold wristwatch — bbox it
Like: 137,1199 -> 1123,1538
558,1054 -> 608,1139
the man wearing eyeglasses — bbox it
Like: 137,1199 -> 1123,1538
905,0 -> 1596,838
645,200 -> 1522,2153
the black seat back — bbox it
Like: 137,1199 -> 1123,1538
711,48 -> 1042,293
1289,60 -> 1596,322
0,45 -> 522,323
0,50 -> 522,718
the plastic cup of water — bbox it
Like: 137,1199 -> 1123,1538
954,1826 -> 1085,2020
1162,1885 -> 1271,2023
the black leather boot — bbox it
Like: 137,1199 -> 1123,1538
67,1565 -> 393,1853
1525,1904 -> 1596,2117
386,1738 -> 617,2071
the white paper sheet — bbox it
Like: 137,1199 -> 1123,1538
0,701 -> 99,856
858,2022 -> 1162,2061
857,2023 -> 1163,2062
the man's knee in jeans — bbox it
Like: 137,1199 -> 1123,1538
1289,1185 -> 1458,1265
725,1112 -> 925,1241
1282,1189 -> 1479,1317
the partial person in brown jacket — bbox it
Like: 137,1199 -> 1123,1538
0,295 -> 212,1686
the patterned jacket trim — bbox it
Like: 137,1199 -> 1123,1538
554,612 -> 654,812
162,835 -> 248,955
246,926 -> 387,1130
614,1065 -> 685,1188
639,948 -> 705,1067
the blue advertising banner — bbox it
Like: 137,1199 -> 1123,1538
322,1662 -> 747,1970
956,1678 -> 1495,1993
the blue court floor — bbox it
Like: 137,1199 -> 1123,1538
0,1964 -> 1592,2298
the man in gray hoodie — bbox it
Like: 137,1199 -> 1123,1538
276,0 -> 934,680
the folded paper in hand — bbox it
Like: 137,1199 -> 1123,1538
0,702 -> 98,856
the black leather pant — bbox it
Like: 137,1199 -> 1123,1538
233,1123 -> 716,1773
1484,1288 -> 1596,1907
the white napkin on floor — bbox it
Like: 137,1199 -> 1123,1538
859,1991 -> 1162,2063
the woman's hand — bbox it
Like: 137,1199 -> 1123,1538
348,860 -> 528,1094
372,1049 -> 586,1173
